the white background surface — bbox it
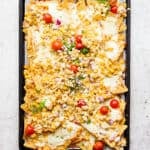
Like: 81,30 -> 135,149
0,0 -> 150,150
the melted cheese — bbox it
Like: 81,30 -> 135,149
48,1 -> 104,41
48,122 -> 81,147
103,76 -> 118,89
102,17 -> 118,35
95,26 -> 103,41
105,41 -> 120,60
90,57 -> 102,74
35,142 -> 45,147
48,2 -> 70,25
77,134 -> 95,150
32,27 -> 58,64
82,123 -> 107,137
45,99 -> 52,108
48,2 -> 81,26
110,109 -> 122,121
82,122 -> 120,142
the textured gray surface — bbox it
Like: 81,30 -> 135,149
131,1 -> 150,149
0,0 -> 150,150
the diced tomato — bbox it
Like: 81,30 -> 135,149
43,13 -> 53,24
93,141 -> 104,150
51,40 -> 63,51
110,99 -> 119,109
25,124 -> 35,136
111,5 -> 118,14
100,106 -> 109,115
75,42 -> 84,50
74,120 -> 80,125
77,99 -> 86,108
75,35 -> 82,43
70,64 -> 79,73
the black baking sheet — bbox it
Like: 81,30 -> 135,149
19,0 -> 131,149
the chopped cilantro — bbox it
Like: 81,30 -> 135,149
87,119 -> 91,124
68,76 -> 84,92
64,41 -> 75,52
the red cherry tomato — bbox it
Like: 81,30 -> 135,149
75,42 -> 84,50
25,124 -> 35,136
93,141 -> 104,150
70,65 -> 79,73
51,40 -> 63,51
43,13 -> 53,24
77,99 -> 86,108
100,106 -> 109,115
110,99 -> 119,109
111,5 -> 118,14
75,35 -> 82,43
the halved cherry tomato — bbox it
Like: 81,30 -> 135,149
110,99 -> 119,109
70,65 -> 78,73
77,99 -> 86,108
51,40 -> 63,51
109,0 -> 117,6
43,13 -> 53,24
75,35 -> 82,43
75,42 -> 84,50
111,5 -> 118,14
25,124 -> 35,136
93,141 -> 104,150
100,106 -> 109,115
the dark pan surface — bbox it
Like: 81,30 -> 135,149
19,0 -> 131,149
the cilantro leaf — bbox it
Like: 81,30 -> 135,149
96,0 -> 108,3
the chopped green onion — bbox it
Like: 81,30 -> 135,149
39,100 -> 46,109
81,48 -> 89,55
31,101 -> 46,114
73,58 -> 80,64
78,74 -> 85,80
